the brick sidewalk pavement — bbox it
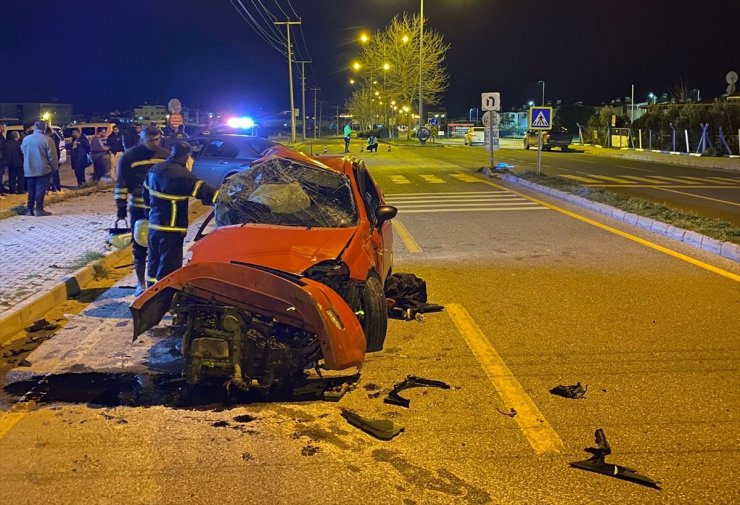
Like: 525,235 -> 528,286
0,190 -> 118,313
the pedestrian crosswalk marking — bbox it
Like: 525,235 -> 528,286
385,191 -> 546,214
646,175 -> 695,184
390,175 -> 411,184
420,175 -> 445,184
560,175 -> 602,184
674,176 -> 712,183
450,173 -> 482,183
620,175 -> 661,183
706,176 -> 740,184
584,175 -> 636,184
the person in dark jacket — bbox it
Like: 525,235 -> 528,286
90,127 -> 111,182
46,126 -> 62,192
70,128 -> 91,187
5,131 -> 24,194
145,141 -> 217,284
0,122 -> 7,194
122,124 -> 142,151
107,125 -> 124,179
115,125 -> 170,295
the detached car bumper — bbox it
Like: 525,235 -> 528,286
130,261 -> 366,370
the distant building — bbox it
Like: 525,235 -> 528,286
0,102 -> 73,126
133,104 -> 168,125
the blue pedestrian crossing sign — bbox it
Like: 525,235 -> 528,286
528,106 -> 553,130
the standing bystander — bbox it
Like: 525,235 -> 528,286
5,131 -> 25,194
0,123 -> 7,194
20,120 -> 58,216
90,127 -> 111,183
70,128 -> 91,187
46,126 -> 62,192
343,122 -> 352,153
107,125 -> 124,179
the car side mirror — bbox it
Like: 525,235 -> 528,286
375,205 -> 397,227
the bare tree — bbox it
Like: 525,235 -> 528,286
348,13 -> 450,137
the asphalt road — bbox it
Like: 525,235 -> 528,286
0,146 -> 738,505
438,140 -> 740,225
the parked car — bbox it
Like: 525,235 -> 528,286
5,124 -> 65,152
464,126 -> 485,145
524,128 -> 572,151
130,147 -> 397,392
188,134 -> 279,189
62,123 -> 117,144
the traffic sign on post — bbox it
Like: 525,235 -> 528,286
481,92 -> 501,111
482,111 -> 500,128
528,106 -> 553,130
484,129 -> 500,152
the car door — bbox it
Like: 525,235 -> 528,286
354,161 -> 393,281
192,137 -> 241,188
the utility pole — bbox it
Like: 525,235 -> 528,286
296,60 -> 311,141
274,20 -> 301,144
335,105 -> 340,135
310,87 -> 320,139
319,101 -> 324,138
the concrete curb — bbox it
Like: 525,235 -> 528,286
0,245 -> 132,345
502,174 -> 740,263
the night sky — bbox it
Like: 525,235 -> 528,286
2,0 -> 737,119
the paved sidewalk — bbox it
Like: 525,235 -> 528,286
0,191 -> 116,313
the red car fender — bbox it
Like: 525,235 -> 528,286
129,261 -> 366,370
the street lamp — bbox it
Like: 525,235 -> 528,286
418,0 -> 424,135
648,92 -> 656,104
360,33 -> 369,44
538,80 -> 545,106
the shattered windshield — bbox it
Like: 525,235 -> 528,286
215,156 -> 358,228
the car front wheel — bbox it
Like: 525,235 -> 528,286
361,276 -> 388,352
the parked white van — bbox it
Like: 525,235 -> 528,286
62,123 -> 117,143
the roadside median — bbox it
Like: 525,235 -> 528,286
499,172 -> 740,263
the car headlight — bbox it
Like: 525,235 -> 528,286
302,260 -> 350,282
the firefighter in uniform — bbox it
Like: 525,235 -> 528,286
114,125 -> 170,295
144,141 -> 218,284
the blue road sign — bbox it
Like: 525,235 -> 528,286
528,106 -> 553,130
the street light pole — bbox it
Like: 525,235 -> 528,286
418,0 -> 424,139
539,80 -> 545,106
274,20 -> 301,144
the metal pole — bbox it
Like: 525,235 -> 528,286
639,129 -> 642,149
537,131 -> 543,175
296,60 -> 311,141
319,101 -> 324,138
335,106 -> 340,135
311,88 -> 320,140
274,21 -> 301,144
418,0 -> 424,141
684,129 -> 690,153
541,81 -> 545,106
630,84 -> 635,123
488,118 -> 494,171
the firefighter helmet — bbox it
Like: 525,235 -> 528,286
133,219 -> 149,247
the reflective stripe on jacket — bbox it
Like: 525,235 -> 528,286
145,159 -> 218,233
114,144 -> 170,211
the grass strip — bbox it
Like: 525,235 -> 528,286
516,171 -> 740,244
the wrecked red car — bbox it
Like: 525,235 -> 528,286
130,147 -> 396,392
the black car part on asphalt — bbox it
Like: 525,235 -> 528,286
550,382 -> 588,399
570,428 -> 661,489
384,375 -> 451,408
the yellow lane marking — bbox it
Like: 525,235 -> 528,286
559,175 -> 602,184
401,207 -> 548,213
477,178 -> 740,282
392,219 -> 422,253
616,165 -> 655,173
706,176 -> 740,184
390,175 -> 411,185
447,304 -> 564,455
620,175 -> 662,184
0,401 -> 35,441
653,187 -> 740,207
587,175 -> 638,184
420,175 -> 445,184
581,184 -> 734,189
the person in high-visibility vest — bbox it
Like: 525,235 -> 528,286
144,141 -> 218,285
115,125 -> 169,295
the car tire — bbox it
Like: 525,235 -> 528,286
362,275 -> 388,353
561,146 -> 569,152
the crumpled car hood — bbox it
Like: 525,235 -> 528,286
130,261 -> 365,370
190,225 -> 355,274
